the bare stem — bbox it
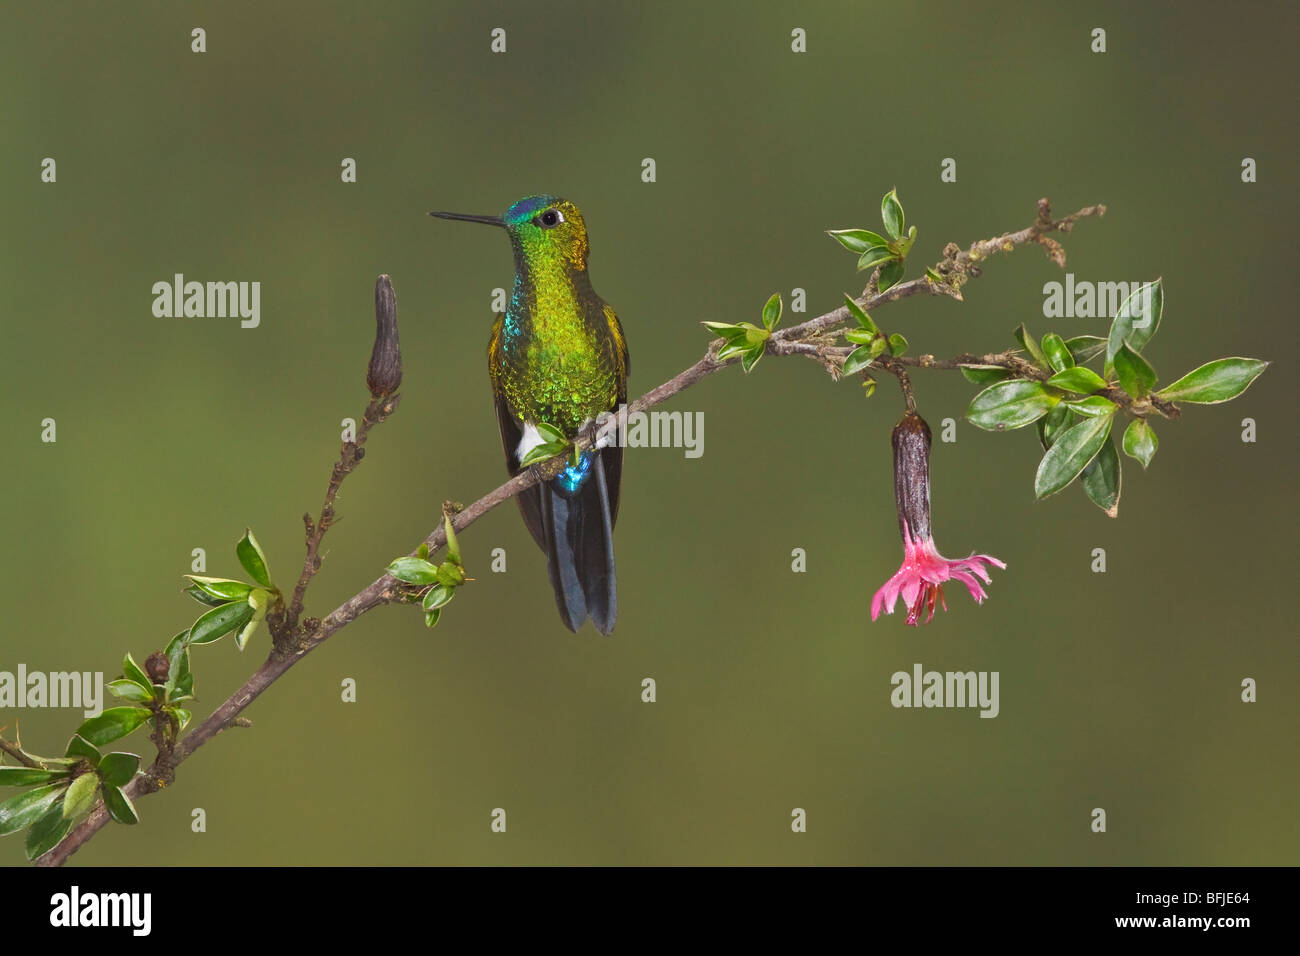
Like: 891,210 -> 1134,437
279,393 -> 401,644
0,733 -> 41,769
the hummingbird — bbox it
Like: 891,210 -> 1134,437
430,196 -> 628,635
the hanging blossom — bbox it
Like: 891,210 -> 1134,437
871,412 -> 1006,625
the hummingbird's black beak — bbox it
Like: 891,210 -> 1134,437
428,210 -> 506,228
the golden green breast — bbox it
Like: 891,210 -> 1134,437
490,292 -> 624,436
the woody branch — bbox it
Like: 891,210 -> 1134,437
31,198 -> 1108,866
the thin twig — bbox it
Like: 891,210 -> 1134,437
773,198 -> 1107,342
0,733 -> 41,769
280,393 -> 400,643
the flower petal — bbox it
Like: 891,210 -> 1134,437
871,571 -> 905,619
950,569 -> 989,604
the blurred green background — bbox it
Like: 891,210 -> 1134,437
2,0 -> 1296,866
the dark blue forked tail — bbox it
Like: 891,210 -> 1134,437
537,449 -> 617,635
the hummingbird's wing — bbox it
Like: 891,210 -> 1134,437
488,313 -> 547,551
602,302 -> 629,527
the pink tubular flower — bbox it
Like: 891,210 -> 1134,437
870,412 -> 1006,625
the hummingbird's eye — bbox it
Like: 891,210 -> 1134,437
536,209 -> 564,229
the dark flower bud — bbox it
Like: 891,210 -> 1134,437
367,274 -> 402,398
891,411 -> 932,544
145,651 -> 170,685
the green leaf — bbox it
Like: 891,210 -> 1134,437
0,783 -> 66,836
843,328 -> 875,345
519,441 -> 566,467
387,556 -> 440,585
740,345 -> 764,373
1065,395 -> 1119,417
1014,324 -> 1050,369
188,599 -> 255,645
924,266 -> 942,282
877,258 -> 904,292
887,333 -> 908,357
842,344 -> 876,376
424,608 -> 441,629
857,246 -> 895,271
234,588 -> 269,651
826,228 -> 890,254
184,576 -> 255,602
843,295 -> 879,334
1155,357 -> 1269,404
436,562 -> 466,588
249,588 -> 269,614
1104,280 -> 1162,376
234,619 -> 257,652
106,679 -> 153,703
1081,435 -> 1122,517
165,630 -> 190,691
422,584 -> 455,611
701,320 -> 742,335
761,292 -> 782,330
184,585 -> 228,607
25,757 -> 80,770
881,188 -> 904,239
61,772 -> 98,820
715,337 -> 749,361
25,801 -> 72,859
171,707 -> 192,732
75,707 -> 151,747
861,376 -> 876,398
1034,413 -> 1113,498
0,766 -> 70,786
1122,418 -> 1158,469
535,421 -> 565,445
97,752 -> 140,788
64,734 -> 101,765
896,225 -> 916,257
1046,366 -> 1108,394
102,785 -> 138,826
965,380 -> 1060,431
443,514 -> 461,565
1036,403 -> 1073,451
1065,335 -> 1107,365
1113,340 -> 1157,398
1040,333 -> 1074,372
164,629 -> 187,663
236,529 -> 273,589
122,653 -> 152,689
172,666 -> 194,703
417,542 -> 430,560
960,365 -> 1012,385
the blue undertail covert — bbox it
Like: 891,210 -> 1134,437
557,450 -> 593,494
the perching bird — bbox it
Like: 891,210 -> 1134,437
430,196 -> 628,634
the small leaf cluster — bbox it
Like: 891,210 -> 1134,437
387,514 -> 468,629
0,651 -> 167,857
702,292 -> 782,372
963,281 -> 1267,514
0,527 -> 282,858
827,189 -> 915,292
840,295 -> 908,395
183,528 -> 277,651
1,735 -> 142,859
